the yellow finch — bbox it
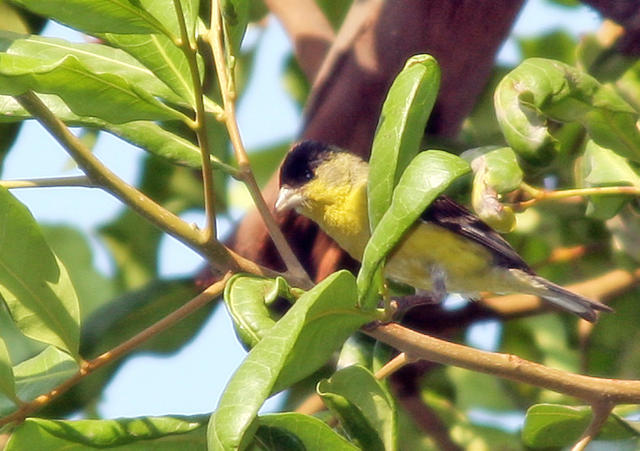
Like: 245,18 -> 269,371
275,140 -> 612,322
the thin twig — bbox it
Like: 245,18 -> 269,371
173,0 -> 217,241
374,352 -> 412,380
206,0 -> 312,288
0,274 -> 231,427
14,91 -> 284,282
0,176 -> 94,189
367,323 -> 640,404
571,401 -> 615,451
515,182 -> 640,210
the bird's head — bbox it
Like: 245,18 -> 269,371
275,140 -> 369,218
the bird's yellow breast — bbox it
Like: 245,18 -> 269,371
385,222 -> 495,293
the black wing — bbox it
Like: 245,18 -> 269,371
421,196 -> 533,273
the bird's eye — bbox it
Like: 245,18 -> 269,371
304,170 -> 313,180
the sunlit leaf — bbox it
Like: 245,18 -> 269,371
0,31 -> 181,103
0,337 -> 16,403
42,226 -> 115,319
10,0 -> 171,36
0,94 -> 206,168
318,365 -> 397,451
0,53 -> 183,123
494,58 -> 640,165
0,346 -> 77,417
368,54 -> 440,228
523,404 -> 639,447
0,187 -> 80,356
223,275 -> 299,350
4,415 -> 207,450
220,0 -> 249,55
208,271 -> 372,451
102,32 -> 203,105
253,413 -> 358,451
580,140 -> 640,219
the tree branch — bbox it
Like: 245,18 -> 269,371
263,0 -> 335,81
366,322 -> 640,404
0,274 -> 231,426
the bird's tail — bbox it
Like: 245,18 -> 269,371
528,275 -> 613,322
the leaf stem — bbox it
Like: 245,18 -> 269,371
172,0 -> 218,242
515,182 -> 640,210
206,0 -> 312,288
0,274 -> 231,427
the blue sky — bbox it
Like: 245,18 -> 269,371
1,0 -> 602,419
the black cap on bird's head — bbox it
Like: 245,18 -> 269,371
275,140 -> 342,213
278,140 -> 338,189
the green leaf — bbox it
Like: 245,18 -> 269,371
0,337 -> 16,403
0,187 -> 80,356
41,226 -> 115,319
337,332 -> 377,370
463,146 -> 522,232
10,0 -> 172,36
0,301 -> 46,369
580,140 -> 640,219
368,54 -> 440,229
0,31 -> 181,104
0,94 -> 206,168
357,150 -> 470,307
523,404 -> 639,447
102,32 -> 202,105
208,271 -> 372,451
223,275 -> 298,350
220,0 -> 249,55
318,365 -> 397,451
494,57 -> 640,165
4,415 -> 207,450
253,413 -> 358,451
0,346 -> 78,417
0,53 -> 183,124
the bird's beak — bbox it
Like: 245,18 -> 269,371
275,186 -> 304,213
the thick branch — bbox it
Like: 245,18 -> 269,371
367,322 -> 640,404
263,0 -> 335,81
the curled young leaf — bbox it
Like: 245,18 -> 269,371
495,58 -> 640,165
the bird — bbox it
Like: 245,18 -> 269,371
274,140 -> 613,322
